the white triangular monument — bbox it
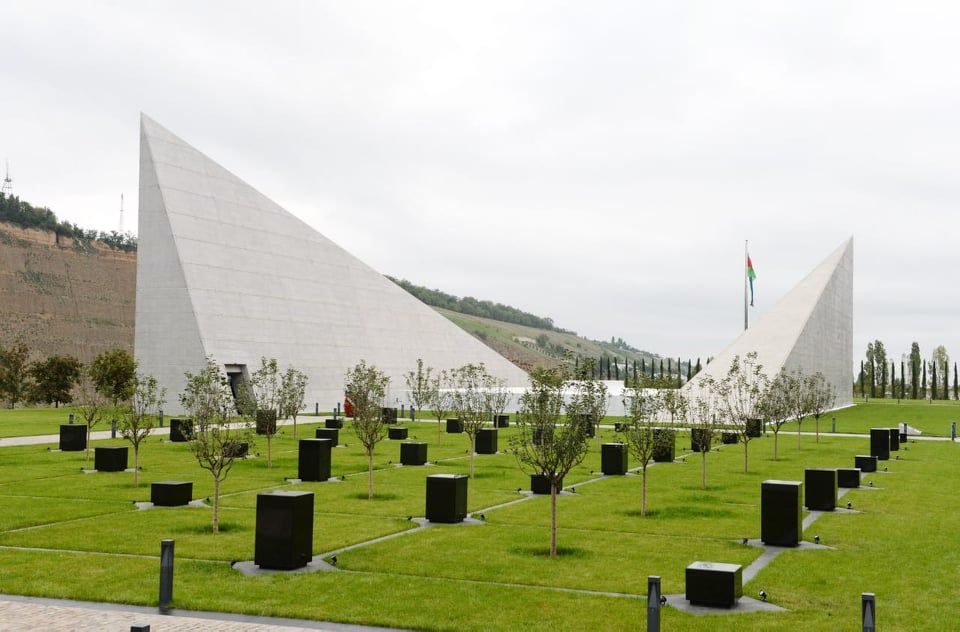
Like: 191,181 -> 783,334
684,238 -> 854,408
135,115 -> 528,413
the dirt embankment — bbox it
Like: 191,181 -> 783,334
0,221 -> 135,362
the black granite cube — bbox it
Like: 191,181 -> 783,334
899,431 -> 907,444
151,481 -> 192,506
855,454 -> 878,473
381,407 -> 398,424
804,468 -> 838,511
652,428 -> 675,462
94,446 -> 128,472
59,424 -> 87,451
761,480 -> 802,547
475,428 -> 498,454
255,491 -> 314,570
745,419 -> 763,437
169,418 -> 193,442
870,428 -> 890,461
256,410 -> 277,435
837,468 -> 861,488
721,432 -> 738,445
425,474 -> 468,523
324,418 -> 343,429
225,441 -> 249,458
298,439 -> 332,482
691,428 -> 711,453
315,427 -> 339,445
400,442 -> 428,465
495,414 -> 510,428
601,443 -> 628,475
531,473 -> 563,495
388,427 -> 408,440
888,428 -> 900,451
446,418 -> 463,434
685,561 -> 743,608
614,422 -> 626,433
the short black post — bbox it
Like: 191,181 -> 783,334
952,422 -> 957,441
130,625 -> 151,632
111,420 -> 117,438
861,592 -> 876,632
159,539 -> 174,613
68,413 -> 75,424
832,416 -> 836,433
647,575 -> 661,632
401,404 -> 405,418
315,402 -> 319,415
335,403 -> 340,418
158,409 -> 164,427
411,406 -> 416,422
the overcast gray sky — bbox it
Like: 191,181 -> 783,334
2,2 -> 958,366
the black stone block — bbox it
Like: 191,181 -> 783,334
381,407 -> 398,424
899,431 -> 907,443
476,428 -> 498,454
685,561 -> 743,608
400,442 -> 427,465
614,422 -> 625,433
652,428 -> 675,462
855,454 -> 878,473
870,428 -> 890,461
298,439 -> 332,482
601,443 -> 628,475
721,432 -> 738,445
888,428 -> 900,451
837,468 -> 861,488
224,441 -> 249,458
425,474 -> 468,523
531,473 -> 562,495
315,427 -> 339,445
94,446 -> 128,472
691,428 -> 711,453
804,468 -> 838,511
169,418 -> 193,442
59,424 -> 86,451
495,414 -> 510,428
388,427 -> 408,440
324,418 -> 343,429
446,418 -> 463,433
256,410 -> 277,435
761,480 -> 802,547
151,481 -> 192,506
255,491 -> 314,570
745,418 -> 763,437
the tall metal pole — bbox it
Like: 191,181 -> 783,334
744,240 -> 749,331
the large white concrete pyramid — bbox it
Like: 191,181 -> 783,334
684,238 -> 853,408
135,115 -> 528,413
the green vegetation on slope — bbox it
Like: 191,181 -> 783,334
0,193 -> 137,251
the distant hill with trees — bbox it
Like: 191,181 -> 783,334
0,193 -> 137,252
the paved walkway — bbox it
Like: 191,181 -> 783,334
0,594 -> 402,631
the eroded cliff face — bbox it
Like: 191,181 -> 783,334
0,221 -> 135,361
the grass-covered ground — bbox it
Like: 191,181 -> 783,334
785,397 -> 960,436
0,405 -> 957,630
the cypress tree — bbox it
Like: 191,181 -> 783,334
922,362 -> 927,399
695,358 -> 702,375
606,357 -> 611,380
641,359 -> 646,376
687,359 -> 692,381
632,360 -> 637,383
880,362 -> 887,398
659,359 -> 664,378
860,361 -> 865,397
667,358 -> 672,378
954,363 -> 958,400
944,360 -> 949,400
870,361 -> 875,398
650,358 -> 655,380
614,358 -> 620,381
891,361 -> 896,398
932,362 -> 938,400
901,361 -> 906,399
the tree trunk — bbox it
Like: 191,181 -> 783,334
743,440 -> 749,473
438,419 -> 442,444
267,434 -> 273,468
815,416 -> 820,443
212,476 -> 221,534
293,414 -> 297,439
550,483 -> 558,558
367,452 -> 374,499
85,427 -> 91,461
133,445 -> 140,486
797,421 -> 802,449
701,450 -> 707,489
641,465 -> 648,516
773,431 -> 779,460
469,434 -> 476,479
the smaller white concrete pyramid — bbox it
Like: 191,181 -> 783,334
134,115 -> 528,412
684,238 -> 853,408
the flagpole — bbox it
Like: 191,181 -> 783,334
744,239 -> 748,331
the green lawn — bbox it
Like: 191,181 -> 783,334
0,406 -> 80,438
781,398 -> 960,436
0,406 -> 958,630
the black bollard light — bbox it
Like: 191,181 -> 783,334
111,420 -> 117,438
159,539 -> 174,613
158,409 -> 164,427
647,576 -> 662,632
861,592 -> 876,632
68,413 -> 75,425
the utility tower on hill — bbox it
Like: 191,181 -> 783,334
2,161 -> 12,195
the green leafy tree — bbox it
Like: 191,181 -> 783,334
244,357 -> 280,467
449,363 -> 496,479
345,361 -> 391,499
572,358 -> 608,449
689,392 -> 718,489
511,367 -> 589,557
427,370 -> 451,443
0,341 -> 32,408
29,355 -> 82,407
74,371 -> 107,461
708,352 -> 768,473
759,369 -> 793,460
403,359 -> 433,421
119,373 -> 166,487
181,358 -> 254,533
89,348 -> 137,424
621,386 -> 663,516
807,372 -> 836,442
278,366 -> 308,438
910,342 -> 921,399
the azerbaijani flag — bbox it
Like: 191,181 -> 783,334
747,255 -> 757,307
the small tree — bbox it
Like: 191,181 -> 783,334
784,369 -> 813,450
119,373 -> 166,487
427,370 -> 451,443
449,363 -> 496,479
621,386 -> 663,516
89,348 -> 137,427
0,341 -> 32,408
181,358 -> 253,533
489,376 -> 510,424
689,391 -> 718,489
29,355 -> 82,407
404,359 -> 433,421
710,352 -> 768,473
246,357 -> 281,467
806,372 -> 836,442
346,361 -> 390,499
278,366 -> 308,438
511,367 -> 589,557
573,358 -> 608,449
74,371 -> 106,461
759,369 -> 793,460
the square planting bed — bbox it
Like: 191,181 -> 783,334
475,428 -> 498,454
804,468 -> 838,511
388,427 -> 408,440
169,418 -> 193,442
426,474 -> 468,523
495,415 -> 510,428
298,439 -> 332,482
59,424 -> 87,451
255,491 -> 314,570
530,473 -> 562,495
837,468 -> 861,488
94,446 -> 128,472
151,481 -> 193,506
870,428 -> 890,461
400,442 -> 428,466
315,427 -> 339,445
601,443 -> 628,475
761,480 -> 802,547
855,454 -> 878,473
685,561 -> 743,608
